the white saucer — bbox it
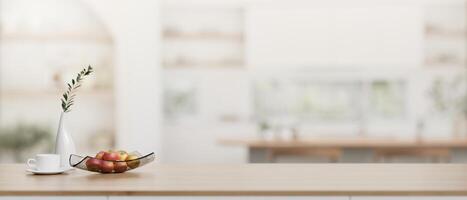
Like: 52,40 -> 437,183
26,167 -> 70,175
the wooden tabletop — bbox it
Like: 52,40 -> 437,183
218,137 -> 467,148
3,164 -> 467,195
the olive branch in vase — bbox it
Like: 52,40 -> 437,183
61,65 -> 93,112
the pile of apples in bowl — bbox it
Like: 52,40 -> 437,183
69,150 -> 155,173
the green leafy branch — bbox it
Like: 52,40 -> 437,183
61,65 -> 93,112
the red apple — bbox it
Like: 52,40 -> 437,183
117,150 -> 128,161
114,162 -> 128,173
100,161 -> 114,173
85,158 -> 102,172
95,151 -> 106,160
102,152 -> 120,161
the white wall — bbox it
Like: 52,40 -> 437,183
83,0 -> 163,158
246,3 -> 424,69
82,0 -> 463,164
162,68 -> 253,163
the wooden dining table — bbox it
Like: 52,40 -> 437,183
218,137 -> 467,163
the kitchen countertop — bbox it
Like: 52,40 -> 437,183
2,164 -> 467,196
218,137 -> 467,148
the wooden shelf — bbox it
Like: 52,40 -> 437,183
163,63 -> 244,69
425,27 -> 466,39
1,33 -> 112,43
163,31 -> 243,41
0,88 -> 113,98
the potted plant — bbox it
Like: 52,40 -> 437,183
428,73 -> 467,138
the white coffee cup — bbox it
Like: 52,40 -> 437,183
27,154 -> 61,172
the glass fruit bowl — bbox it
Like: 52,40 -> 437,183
69,151 -> 155,173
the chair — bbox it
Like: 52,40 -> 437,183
373,148 -> 451,163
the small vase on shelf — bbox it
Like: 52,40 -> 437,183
55,112 -> 76,169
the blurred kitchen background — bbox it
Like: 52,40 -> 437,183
0,0 -> 466,163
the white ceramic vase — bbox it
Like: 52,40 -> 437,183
54,112 -> 76,169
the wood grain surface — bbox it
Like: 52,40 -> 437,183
2,164 -> 467,196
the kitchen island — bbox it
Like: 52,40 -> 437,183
2,164 -> 467,199
219,137 -> 467,163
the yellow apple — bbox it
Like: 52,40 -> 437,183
126,154 -> 140,169
117,150 -> 128,161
